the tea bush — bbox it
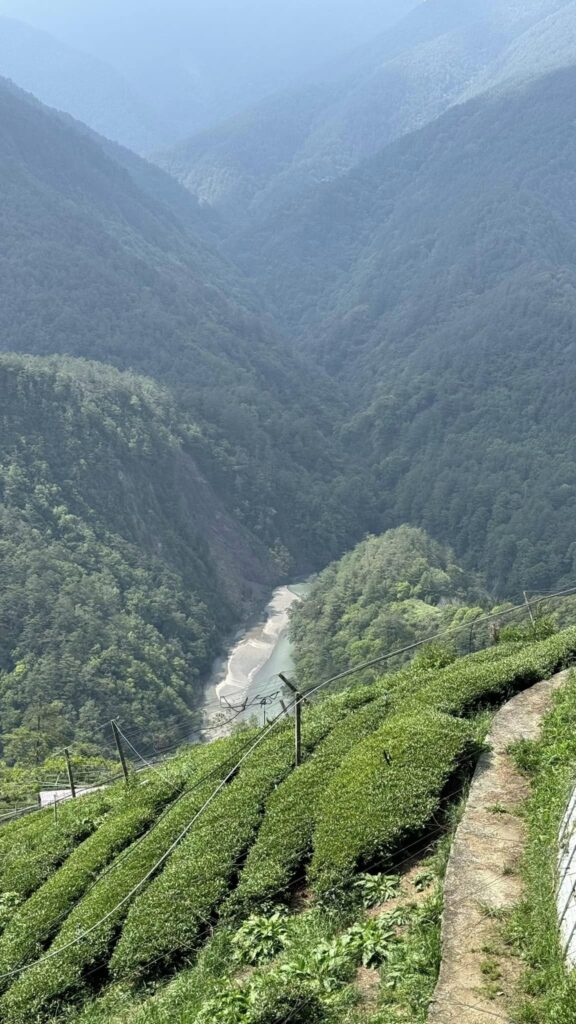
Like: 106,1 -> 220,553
225,693 -> 391,916
0,736 -> 250,1023
405,627 -> 576,715
0,790 -> 115,901
310,709 -> 473,891
0,771 -> 183,984
110,687 -> 374,979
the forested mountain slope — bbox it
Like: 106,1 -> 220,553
461,1 -> 576,102
290,526 -> 488,688
0,354 -> 278,758
157,0 -> 572,223
231,67 -> 576,595
0,76 -> 365,571
0,17 -> 162,152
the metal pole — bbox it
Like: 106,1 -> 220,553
278,675 -> 303,765
111,721 -> 130,783
64,748 -> 76,800
524,591 -> 536,627
279,672 -> 311,706
294,693 -> 302,767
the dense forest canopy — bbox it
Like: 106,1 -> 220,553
0,76 -> 370,572
156,0 -> 573,224
2,1 -> 576,772
0,76 -> 376,766
228,67 -> 576,594
0,353 -> 279,761
290,526 -> 488,689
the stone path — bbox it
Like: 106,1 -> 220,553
428,672 -> 569,1024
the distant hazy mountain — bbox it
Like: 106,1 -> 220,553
0,0 -> 417,143
231,66 -> 576,594
0,74 -> 375,753
0,76 -> 363,572
461,0 -> 576,100
0,16 -> 164,151
157,0 -> 573,222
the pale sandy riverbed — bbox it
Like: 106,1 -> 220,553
203,583 -> 308,734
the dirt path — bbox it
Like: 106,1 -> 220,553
428,671 -> 569,1024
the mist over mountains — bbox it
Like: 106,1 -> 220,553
0,16 -> 164,151
2,0 -> 576,756
0,0 -> 416,148
157,0 -> 576,221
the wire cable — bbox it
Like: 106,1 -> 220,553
2,582 -> 575,979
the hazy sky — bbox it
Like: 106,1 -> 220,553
0,0 -> 418,140
0,1 -> 416,92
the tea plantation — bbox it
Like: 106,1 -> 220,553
2,627 -> 576,1023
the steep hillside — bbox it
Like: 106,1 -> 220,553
0,354 -> 278,758
1,628 -> 575,1023
290,526 -> 487,688
231,67 -> 576,594
157,0 -> 572,223
0,76 -> 365,571
0,16 -> 162,152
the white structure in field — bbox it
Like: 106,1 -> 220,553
39,787 -> 103,808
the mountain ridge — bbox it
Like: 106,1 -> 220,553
226,65 -> 576,594
0,0 -> 418,145
0,352 -> 278,755
156,0 -> 575,225
0,74 -> 366,572
0,15 -> 163,152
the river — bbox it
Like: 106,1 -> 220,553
202,583 -> 309,736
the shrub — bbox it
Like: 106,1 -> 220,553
224,692 -> 391,916
411,642 -> 457,671
0,770 -> 184,985
0,734 -> 251,1023
0,790 -> 116,900
110,687 -> 373,980
499,617 -> 556,644
309,709 -> 473,891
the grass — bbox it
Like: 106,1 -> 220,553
509,672 -> 576,1022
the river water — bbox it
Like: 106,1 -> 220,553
202,583 -> 309,735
